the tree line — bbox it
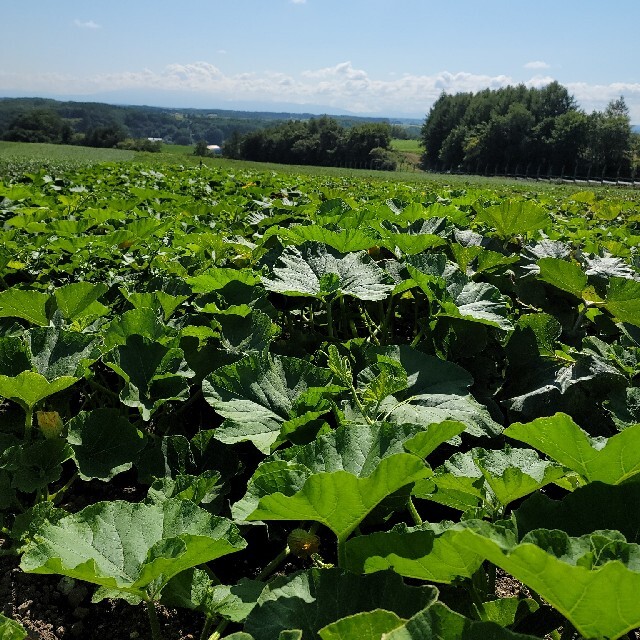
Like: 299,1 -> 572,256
421,82 -> 638,179
0,98 -> 402,150
224,116 -> 397,170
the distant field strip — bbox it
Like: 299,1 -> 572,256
0,142 -> 135,163
391,139 -> 422,153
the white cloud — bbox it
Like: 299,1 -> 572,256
524,61 -> 550,70
525,75 -> 556,89
566,81 -> 640,115
73,19 -> 101,29
291,0 -> 307,4
1,60 -> 639,121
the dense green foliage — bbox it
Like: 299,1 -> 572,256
422,82 -> 637,179
1,159 -> 640,639
0,98 -> 405,150
231,116 -> 397,169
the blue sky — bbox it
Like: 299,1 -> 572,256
2,0 -> 639,120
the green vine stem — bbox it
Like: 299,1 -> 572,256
207,621 -> 228,640
325,298 -> 334,338
146,600 -> 163,640
570,306 -> 588,335
339,296 -> 347,337
407,497 -> 423,526
337,537 -> 347,569
256,544 -> 290,582
24,406 -> 34,442
350,383 -> 373,426
48,472 -> 79,504
381,294 -> 395,344
199,617 -> 214,640
88,379 -> 120,402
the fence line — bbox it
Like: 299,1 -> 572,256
428,164 -> 639,188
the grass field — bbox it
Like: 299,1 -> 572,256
391,138 -> 423,153
160,143 -> 193,155
0,141 -> 135,163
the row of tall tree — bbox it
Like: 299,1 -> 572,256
421,82 -> 637,178
227,116 -> 397,170
0,98 -> 402,148
1,108 -> 164,151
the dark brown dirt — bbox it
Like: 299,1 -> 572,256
495,567 -> 531,599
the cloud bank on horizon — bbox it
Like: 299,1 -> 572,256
1,60 -> 639,120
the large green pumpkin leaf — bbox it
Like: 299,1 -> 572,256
380,395 -> 500,440
0,371 -> 78,411
0,439 -> 72,493
203,354 -> 333,454
414,450 -> 487,512
20,499 -> 246,602
27,326 -> 100,380
514,482 -> 640,542
450,244 -> 519,277
186,267 -> 260,293
440,281 -> 514,331
345,521 -> 483,583
501,352 -> 625,421
379,232 -> 446,256
262,242 -> 394,300
268,225 -> 378,253
104,335 -> 194,421
473,447 -> 568,507
505,313 -> 562,362
369,345 -> 471,397
406,261 -> 513,330
319,609 -> 405,640
382,601 -> 539,640
0,336 -> 31,376
536,258 -> 588,299
367,346 -> 501,437
475,200 -> 550,239
53,282 -> 109,321
504,413 -> 640,483
243,568 -> 438,640
401,420 -> 467,458
102,308 -> 173,351
233,422 -> 436,522
218,310 -> 280,355
449,522 -> 640,640
162,568 -> 264,622
146,471 -> 224,511
275,421 -> 431,475
248,454 -> 429,547
122,290 -> 188,321
604,277 -> 640,326
0,289 -> 50,326
66,409 -> 146,481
